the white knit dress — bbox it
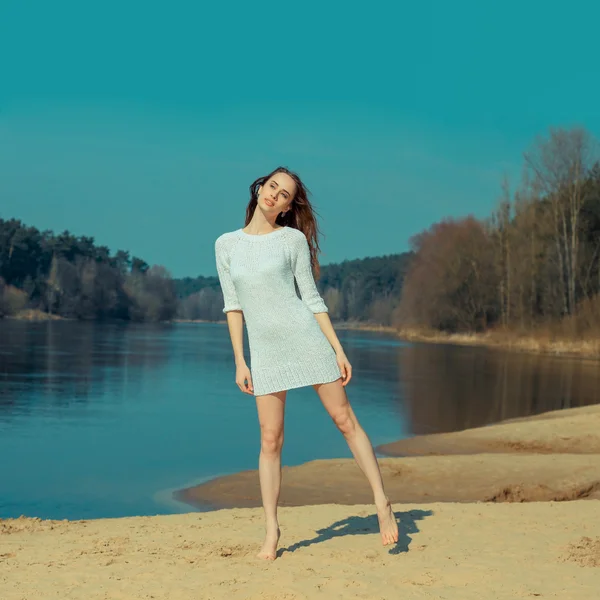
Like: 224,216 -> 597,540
214,226 -> 342,396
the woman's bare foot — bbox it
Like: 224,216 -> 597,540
376,498 -> 399,546
257,527 -> 280,560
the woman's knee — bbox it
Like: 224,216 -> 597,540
331,406 -> 356,438
260,427 -> 284,456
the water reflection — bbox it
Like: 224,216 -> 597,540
0,320 -> 172,421
399,342 -> 600,434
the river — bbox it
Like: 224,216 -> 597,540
1,320 -> 598,520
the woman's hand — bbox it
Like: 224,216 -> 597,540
336,350 -> 353,386
236,363 -> 254,395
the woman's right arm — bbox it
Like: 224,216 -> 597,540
226,310 -> 254,395
215,235 -> 254,395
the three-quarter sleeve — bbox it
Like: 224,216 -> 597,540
288,230 -> 329,314
215,235 -> 242,313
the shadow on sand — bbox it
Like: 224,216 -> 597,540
279,508 -> 433,557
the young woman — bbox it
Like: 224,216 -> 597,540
214,166 -> 399,560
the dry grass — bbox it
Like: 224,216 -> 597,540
331,320 -> 398,333
329,320 -> 600,360
172,318 -> 217,323
369,294 -> 600,359
8,309 -> 66,321
396,326 -> 600,359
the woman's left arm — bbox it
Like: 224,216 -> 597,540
289,230 -> 352,386
314,312 -> 352,386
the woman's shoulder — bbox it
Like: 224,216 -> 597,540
215,229 -> 242,247
283,226 -> 307,241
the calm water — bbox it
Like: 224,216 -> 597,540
1,320 -> 599,520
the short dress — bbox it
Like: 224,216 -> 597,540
214,226 -> 342,396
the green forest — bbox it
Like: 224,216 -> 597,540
0,217 -> 411,324
2,127 -> 599,339
0,225 -> 178,321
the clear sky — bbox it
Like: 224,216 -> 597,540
1,0 -> 598,278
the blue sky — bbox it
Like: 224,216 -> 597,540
1,0 -> 598,278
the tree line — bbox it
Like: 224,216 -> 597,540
4,126 -> 597,336
0,221 -> 177,321
398,127 -> 600,335
0,214 -> 411,324
175,253 -> 413,324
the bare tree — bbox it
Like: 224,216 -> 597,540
524,128 -> 597,315
46,254 -> 61,314
399,217 -> 497,332
323,287 -> 343,320
490,177 -> 513,327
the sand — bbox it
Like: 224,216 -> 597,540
177,405 -> 600,509
2,503 -> 599,599
176,454 -> 600,509
3,405 -> 600,599
378,404 -> 600,456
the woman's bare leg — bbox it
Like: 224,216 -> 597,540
255,389 -> 287,559
313,378 -> 399,546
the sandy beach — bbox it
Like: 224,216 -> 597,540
2,406 -> 600,599
1,502 -> 599,599
177,405 -> 600,509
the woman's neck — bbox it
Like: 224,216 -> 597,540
242,216 -> 282,236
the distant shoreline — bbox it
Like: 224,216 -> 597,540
3,309 -> 67,322
175,318 -> 600,360
7,314 -> 599,360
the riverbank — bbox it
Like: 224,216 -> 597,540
396,325 -> 600,359
341,321 -> 600,360
3,309 -> 66,321
176,318 -> 600,359
3,406 -> 599,598
340,321 -> 600,360
378,403 -> 600,456
175,404 -> 600,510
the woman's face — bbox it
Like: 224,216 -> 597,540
257,172 -> 296,216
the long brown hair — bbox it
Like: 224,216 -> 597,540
245,166 -> 325,279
